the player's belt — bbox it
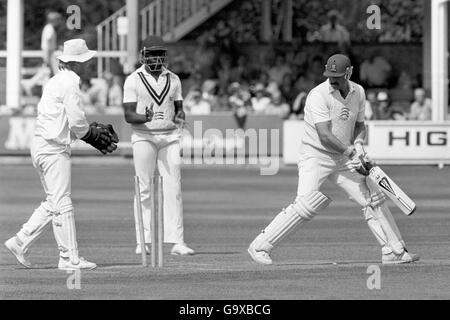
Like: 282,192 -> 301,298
137,72 -> 171,106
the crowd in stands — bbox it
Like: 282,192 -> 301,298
173,35 -> 430,121
0,2 -> 436,122
172,2 -> 432,121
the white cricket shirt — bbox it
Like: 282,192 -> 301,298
123,66 -> 183,134
34,70 -> 90,145
301,79 -> 366,156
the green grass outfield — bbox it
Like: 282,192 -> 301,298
1,162 -> 449,299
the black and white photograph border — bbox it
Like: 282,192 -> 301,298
0,0 -> 449,306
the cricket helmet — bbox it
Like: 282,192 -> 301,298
323,54 -> 352,78
140,35 -> 168,72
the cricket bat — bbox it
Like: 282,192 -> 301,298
368,166 -> 416,216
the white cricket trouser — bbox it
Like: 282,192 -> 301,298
16,136 -> 79,260
296,152 -> 404,254
132,130 -> 184,245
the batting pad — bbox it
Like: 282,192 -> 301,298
251,191 -> 331,253
365,178 -> 405,255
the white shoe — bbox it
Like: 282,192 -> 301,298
58,257 -> 97,270
248,243 -> 273,265
4,236 -> 32,268
135,244 -> 150,255
382,250 -> 420,265
171,243 -> 195,256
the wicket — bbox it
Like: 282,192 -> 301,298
134,175 -> 164,267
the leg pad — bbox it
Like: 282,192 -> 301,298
251,191 -> 331,253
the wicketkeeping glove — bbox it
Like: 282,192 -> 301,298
81,122 -> 119,155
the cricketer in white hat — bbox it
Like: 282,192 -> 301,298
57,38 -> 97,63
3,38 -> 107,271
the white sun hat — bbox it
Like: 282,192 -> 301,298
56,39 -> 97,63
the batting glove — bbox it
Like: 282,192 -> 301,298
368,190 -> 386,208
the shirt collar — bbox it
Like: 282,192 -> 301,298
59,69 -> 80,83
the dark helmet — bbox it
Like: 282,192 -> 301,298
323,54 -> 352,78
140,35 -> 168,72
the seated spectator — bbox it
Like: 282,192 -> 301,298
266,81 -> 281,101
373,91 -> 406,120
360,53 -> 392,88
251,83 -> 271,114
373,91 -> 393,120
308,55 -> 326,85
107,75 -> 123,108
364,91 -> 377,120
279,73 -> 298,107
230,56 -> 250,84
87,73 -> 111,108
185,89 -> 211,115
268,55 -> 291,86
294,74 -> 315,94
290,91 -> 307,119
408,88 -> 432,120
319,10 -> 350,51
202,80 -> 221,111
292,50 -> 309,71
183,72 -> 203,96
217,54 -> 233,95
265,93 -> 290,118
228,82 -> 252,128
392,108 -> 407,121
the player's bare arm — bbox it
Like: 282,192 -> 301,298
353,121 -> 366,144
173,100 -> 186,125
315,120 -> 355,157
123,102 -> 152,124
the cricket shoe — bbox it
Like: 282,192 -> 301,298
135,244 -> 150,255
171,243 -> 195,256
248,244 -> 273,265
382,250 -> 420,265
4,236 -> 32,268
58,257 -> 97,271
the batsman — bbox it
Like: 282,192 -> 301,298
248,54 -> 419,265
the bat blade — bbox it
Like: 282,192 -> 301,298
368,166 -> 416,216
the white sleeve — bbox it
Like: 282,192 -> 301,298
123,75 -> 137,103
357,88 -> 366,122
305,91 -> 330,123
63,82 -> 90,139
174,76 -> 183,101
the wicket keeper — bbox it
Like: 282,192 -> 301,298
4,39 -> 119,270
123,36 -> 194,256
248,54 -> 419,265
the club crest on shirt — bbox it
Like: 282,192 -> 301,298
339,107 -> 350,120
